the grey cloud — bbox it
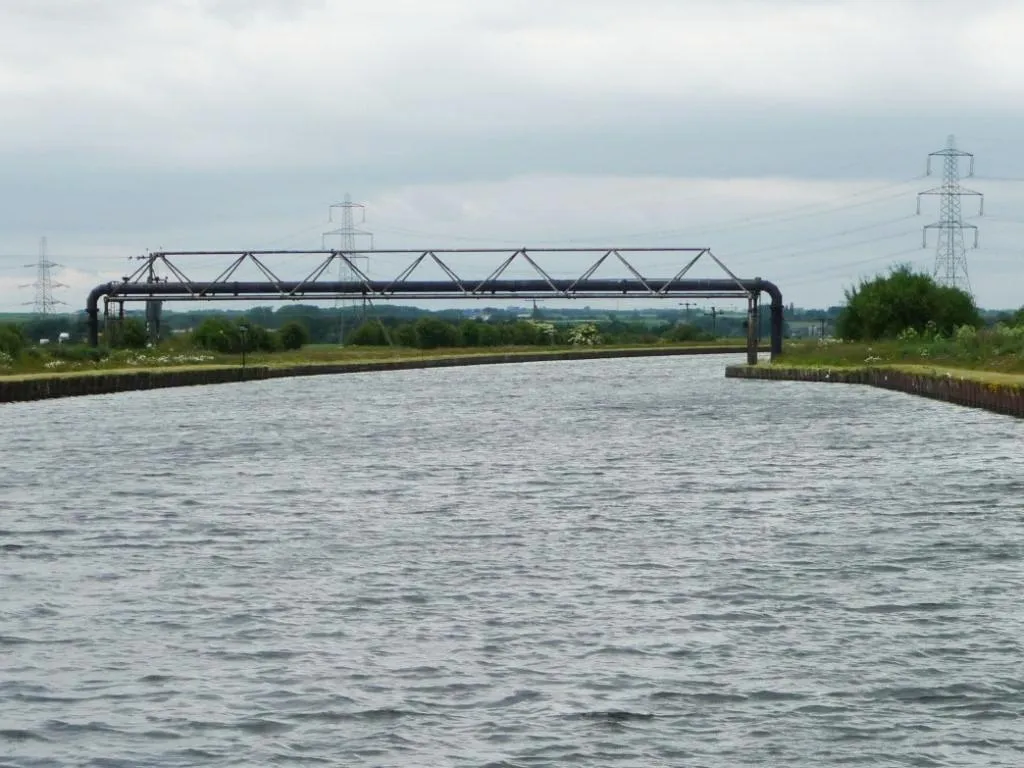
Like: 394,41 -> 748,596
1,0 -> 1022,310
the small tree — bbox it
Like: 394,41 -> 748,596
414,317 -> 460,349
393,323 -> 418,348
459,320 -> 485,347
568,323 -> 600,346
192,316 -> 238,352
663,323 -> 707,343
836,265 -> 980,340
118,318 -> 149,349
278,320 -> 310,351
0,324 -> 26,358
348,321 -> 389,346
241,320 -> 277,352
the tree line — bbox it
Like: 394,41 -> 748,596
4,266 -> 1023,361
340,316 -> 717,349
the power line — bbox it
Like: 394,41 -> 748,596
776,246 -> 925,287
978,214 -> 1024,226
917,134 -> 984,293
636,214 -> 918,275
724,214 -> 917,262
369,175 -> 925,247
256,221 -> 331,249
743,229 -> 914,266
622,178 -> 925,242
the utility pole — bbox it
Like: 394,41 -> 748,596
679,301 -> 694,321
917,135 -> 983,294
21,237 -> 66,315
239,323 -> 248,378
145,255 -> 162,345
322,194 -> 374,344
706,306 -> 719,336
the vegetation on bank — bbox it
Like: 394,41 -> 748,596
836,265 -> 982,340
0,312 -> 734,378
777,327 -> 1024,377
4,302 -> 768,350
777,267 -> 1024,377
4,266 -> 1022,380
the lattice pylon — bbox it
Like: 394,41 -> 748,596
917,135 -> 984,294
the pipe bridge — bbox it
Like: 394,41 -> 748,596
86,248 -> 784,362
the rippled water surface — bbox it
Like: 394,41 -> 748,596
2,356 -> 1023,767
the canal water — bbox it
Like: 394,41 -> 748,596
1,356 -> 1022,767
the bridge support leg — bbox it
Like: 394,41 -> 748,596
770,298 -> 783,362
746,295 -> 759,366
146,299 -> 163,345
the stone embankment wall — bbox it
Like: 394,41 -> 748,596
725,365 -> 1024,419
0,346 -> 754,404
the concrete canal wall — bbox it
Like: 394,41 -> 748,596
1,346 -> 755,404
725,364 -> 1024,419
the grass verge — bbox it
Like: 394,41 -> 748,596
0,342 -> 749,383
771,338 -> 1024,385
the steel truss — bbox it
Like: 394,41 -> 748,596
86,248 -> 783,361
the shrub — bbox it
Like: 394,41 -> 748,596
663,323 -> 709,343
414,317 -> 460,349
348,321 -> 389,346
278,320 -> 310,351
836,266 -> 980,340
192,317 -> 275,353
394,323 -> 418,347
0,324 -> 26,358
192,316 -> 239,353
120,318 -> 150,349
568,323 -> 601,346
459,320 -> 487,347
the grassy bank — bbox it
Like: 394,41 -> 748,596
0,340 -> 746,382
775,326 -> 1024,383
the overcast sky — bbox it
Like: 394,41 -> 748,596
1,0 -> 1023,313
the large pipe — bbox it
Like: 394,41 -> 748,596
87,278 -> 785,359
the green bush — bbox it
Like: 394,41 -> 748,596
836,266 -> 980,341
393,323 -> 418,347
459,320 -> 489,347
192,316 -> 239,353
662,323 -> 710,343
245,322 -> 278,352
568,323 -> 601,346
413,317 -> 460,349
278,320 -> 310,351
120,318 -> 150,349
348,321 -> 389,346
192,316 -> 275,353
0,324 -> 26,358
